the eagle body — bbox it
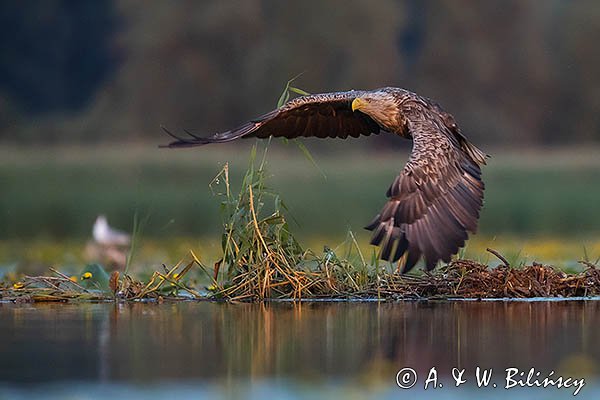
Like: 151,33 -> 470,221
163,87 -> 487,273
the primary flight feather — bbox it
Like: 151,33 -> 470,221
162,87 -> 487,273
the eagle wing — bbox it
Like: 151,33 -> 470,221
162,91 -> 382,147
366,104 -> 485,272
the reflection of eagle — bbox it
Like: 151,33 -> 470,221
163,88 -> 487,272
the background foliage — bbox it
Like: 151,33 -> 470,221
2,0 -> 600,145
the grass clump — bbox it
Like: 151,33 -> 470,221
204,143 -> 373,300
210,144 -> 304,298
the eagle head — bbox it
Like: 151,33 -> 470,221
351,91 -> 400,130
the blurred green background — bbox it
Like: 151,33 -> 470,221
1,1 -> 600,267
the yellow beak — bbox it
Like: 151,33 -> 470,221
351,98 -> 362,112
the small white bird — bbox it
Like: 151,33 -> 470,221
92,215 -> 131,247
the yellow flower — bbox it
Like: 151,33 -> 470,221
13,282 -> 25,289
81,272 -> 93,280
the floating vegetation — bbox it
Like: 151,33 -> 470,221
2,253 -> 600,303
1,260 -> 204,303
374,258 -> 600,299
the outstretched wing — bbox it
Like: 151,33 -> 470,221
161,91 -> 382,147
366,106 -> 486,273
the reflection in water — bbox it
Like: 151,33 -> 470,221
0,301 -> 598,396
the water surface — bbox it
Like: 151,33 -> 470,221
0,301 -> 598,399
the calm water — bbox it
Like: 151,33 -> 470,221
0,301 -> 598,399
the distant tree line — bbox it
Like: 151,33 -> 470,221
0,0 -> 117,140
1,0 -> 599,146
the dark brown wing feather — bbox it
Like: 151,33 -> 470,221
161,91 -> 381,148
366,105 -> 485,273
